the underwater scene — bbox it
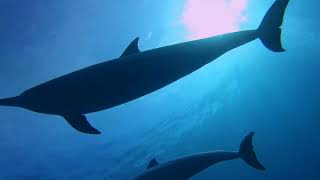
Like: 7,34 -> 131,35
0,0 -> 319,179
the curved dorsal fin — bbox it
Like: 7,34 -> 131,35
147,158 -> 159,169
120,37 -> 141,57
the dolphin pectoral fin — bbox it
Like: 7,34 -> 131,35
63,114 -> 101,135
120,37 -> 141,57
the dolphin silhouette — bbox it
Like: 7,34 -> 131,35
133,132 -> 265,180
0,0 -> 290,134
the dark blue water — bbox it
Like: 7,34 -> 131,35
0,0 -> 319,179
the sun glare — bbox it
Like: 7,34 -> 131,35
182,0 -> 249,40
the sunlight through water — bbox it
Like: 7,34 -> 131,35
182,0 -> 249,40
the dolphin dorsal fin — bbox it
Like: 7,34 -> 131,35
120,37 -> 141,57
147,158 -> 159,169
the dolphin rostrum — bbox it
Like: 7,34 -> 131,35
133,132 -> 265,180
0,0 -> 290,134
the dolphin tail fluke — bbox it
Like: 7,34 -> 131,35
258,0 -> 290,52
239,132 -> 266,171
0,97 -> 19,107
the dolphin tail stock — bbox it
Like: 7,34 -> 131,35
258,0 -> 290,52
239,132 -> 266,171
0,96 -> 19,107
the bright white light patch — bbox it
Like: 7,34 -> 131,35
182,0 -> 249,40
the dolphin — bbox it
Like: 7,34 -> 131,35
0,0 -> 290,134
133,132 -> 265,180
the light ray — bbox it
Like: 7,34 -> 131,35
182,0 -> 249,40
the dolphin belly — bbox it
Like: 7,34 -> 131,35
20,44 -> 217,115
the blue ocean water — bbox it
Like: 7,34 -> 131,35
0,0 -> 319,179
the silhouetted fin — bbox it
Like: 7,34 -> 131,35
120,37 -> 141,57
147,158 -> 159,169
239,132 -> 266,171
63,114 -> 101,134
259,27 -> 284,52
258,0 -> 290,52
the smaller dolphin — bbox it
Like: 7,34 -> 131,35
133,132 -> 265,180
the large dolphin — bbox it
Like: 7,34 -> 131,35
133,132 -> 265,180
0,0 -> 290,134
